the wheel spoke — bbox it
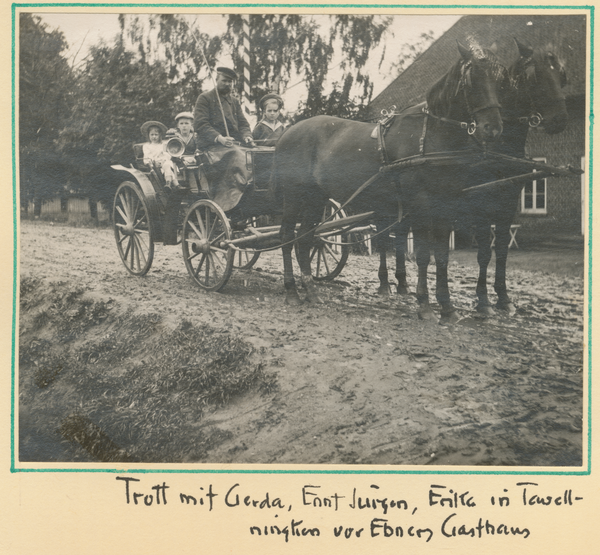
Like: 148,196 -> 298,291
207,210 -> 218,239
131,194 -> 140,223
192,208 -> 206,237
132,234 -> 147,266
134,229 -> 150,252
204,251 -> 211,283
188,216 -> 203,239
209,230 -> 226,247
123,236 -> 132,261
320,248 -> 331,276
194,253 -> 207,278
133,212 -> 148,230
323,242 -> 341,264
116,204 -> 129,224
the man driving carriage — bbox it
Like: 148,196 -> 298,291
193,66 -> 256,213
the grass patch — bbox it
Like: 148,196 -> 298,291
19,279 -> 277,463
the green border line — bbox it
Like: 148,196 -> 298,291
11,3 -> 594,476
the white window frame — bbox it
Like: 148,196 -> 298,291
521,157 -> 547,214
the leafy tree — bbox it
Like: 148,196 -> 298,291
120,13 -> 222,110
390,30 -> 435,77
225,15 -> 391,119
57,38 -> 178,207
19,14 -> 74,213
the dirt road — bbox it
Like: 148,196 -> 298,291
18,221 -> 585,466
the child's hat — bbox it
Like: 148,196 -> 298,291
141,121 -> 168,138
175,112 -> 194,122
259,93 -> 284,110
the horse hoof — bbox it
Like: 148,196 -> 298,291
496,302 -> 516,315
377,285 -> 393,297
476,305 -> 495,318
396,284 -> 410,296
440,311 -> 460,325
418,308 -> 437,322
285,291 -> 302,306
305,292 -> 324,304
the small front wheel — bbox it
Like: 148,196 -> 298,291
182,200 -> 234,291
113,181 -> 154,276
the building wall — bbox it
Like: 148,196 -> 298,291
25,197 -> 110,223
514,114 -> 586,236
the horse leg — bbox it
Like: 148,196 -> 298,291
297,199 -> 325,304
493,222 -> 516,314
413,230 -> 436,321
375,217 -> 393,297
474,222 -> 495,317
280,199 -> 302,306
433,224 -> 459,324
394,218 -> 410,295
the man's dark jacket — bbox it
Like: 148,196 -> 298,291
193,88 -> 252,149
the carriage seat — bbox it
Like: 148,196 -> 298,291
132,143 -> 203,193
133,143 -> 150,172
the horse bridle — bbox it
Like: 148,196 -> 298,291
509,53 -> 566,129
457,58 -> 506,136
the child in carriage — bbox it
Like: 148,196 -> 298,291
140,120 -> 177,189
252,93 -> 286,146
169,111 -> 198,162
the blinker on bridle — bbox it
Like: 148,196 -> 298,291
514,53 -> 566,128
457,58 -> 504,136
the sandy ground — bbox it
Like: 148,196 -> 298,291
18,220 -> 585,466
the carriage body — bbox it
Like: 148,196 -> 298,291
111,142 -> 358,290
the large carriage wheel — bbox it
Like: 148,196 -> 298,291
113,181 -> 154,276
299,199 -> 350,281
182,199 -> 234,291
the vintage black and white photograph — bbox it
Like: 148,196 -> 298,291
17,10 -> 587,466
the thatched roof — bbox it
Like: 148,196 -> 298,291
366,14 -> 587,120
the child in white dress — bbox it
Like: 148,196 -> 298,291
140,120 -> 177,189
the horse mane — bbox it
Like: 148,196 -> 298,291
425,59 -> 465,117
508,43 -> 567,106
426,46 -> 507,118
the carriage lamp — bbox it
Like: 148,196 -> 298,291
163,137 -> 185,157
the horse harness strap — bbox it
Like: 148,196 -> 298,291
374,112 -> 396,165
421,105 -> 476,135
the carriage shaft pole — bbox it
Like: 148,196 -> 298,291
462,171 -> 551,193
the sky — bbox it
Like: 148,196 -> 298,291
36,12 -> 461,119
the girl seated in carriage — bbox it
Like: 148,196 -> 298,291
252,93 -> 286,146
140,120 -> 177,190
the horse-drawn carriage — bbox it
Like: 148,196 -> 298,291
111,138 -> 372,291
111,40 -> 583,319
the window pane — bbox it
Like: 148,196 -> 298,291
523,182 -> 533,209
535,179 -> 546,209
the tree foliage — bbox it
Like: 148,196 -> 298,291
22,14 -> 394,211
390,30 -> 436,77
225,14 -> 391,119
120,14 -> 222,109
19,14 -> 74,209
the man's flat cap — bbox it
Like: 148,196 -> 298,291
216,67 -> 238,80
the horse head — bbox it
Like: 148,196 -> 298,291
508,39 -> 568,135
427,40 -> 509,145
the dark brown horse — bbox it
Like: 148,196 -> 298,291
275,42 -> 509,321
377,40 -> 569,316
